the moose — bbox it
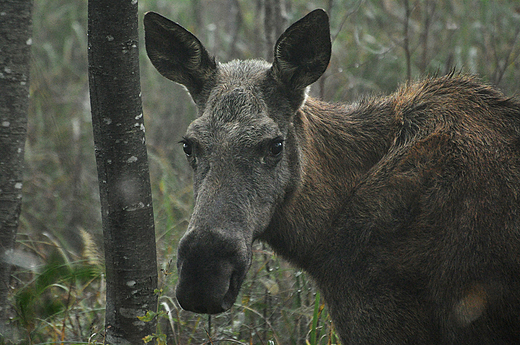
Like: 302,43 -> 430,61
144,9 -> 520,344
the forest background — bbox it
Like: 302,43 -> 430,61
3,0 -> 520,344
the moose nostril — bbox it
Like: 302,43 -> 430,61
221,269 -> 239,310
221,295 -> 234,311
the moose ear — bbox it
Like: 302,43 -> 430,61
271,9 -> 331,91
144,12 -> 217,98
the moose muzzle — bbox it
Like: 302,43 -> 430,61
175,225 -> 252,314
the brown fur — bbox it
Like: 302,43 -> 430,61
263,75 -> 520,343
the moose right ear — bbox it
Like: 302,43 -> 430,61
144,12 -> 217,98
271,9 -> 331,92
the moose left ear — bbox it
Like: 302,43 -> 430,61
144,12 -> 217,101
271,9 -> 331,92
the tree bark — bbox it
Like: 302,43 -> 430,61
0,0 -> 33,337
87,1 -> 158,343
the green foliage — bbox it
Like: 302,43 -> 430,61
6,0 -> 519,344
309,293 -> 322,345
6,233 -> 104,344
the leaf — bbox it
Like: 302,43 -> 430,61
142,334 -> 154,343
138,310 -> 157,322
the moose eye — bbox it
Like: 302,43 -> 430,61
180,140 -> 193,157
269,139 -> 284,157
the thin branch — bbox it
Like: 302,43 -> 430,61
331,0 -> 363,44
420,0 -> 436,73
494,25 -> 520,85
226,0 -> 244,60
403,0 -> 412,82
238,304 -> 282,345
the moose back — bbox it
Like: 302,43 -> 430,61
144,9 -> 520,344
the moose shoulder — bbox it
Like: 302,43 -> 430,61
144,9 -> 520,344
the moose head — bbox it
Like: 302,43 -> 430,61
144,10 -> 331,314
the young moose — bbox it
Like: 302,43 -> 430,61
144,9 -> 520,344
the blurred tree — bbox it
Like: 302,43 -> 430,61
264,0 -> 287,61
87,0 -> 158,343
0,0 -> 33,338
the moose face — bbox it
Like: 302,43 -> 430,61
174,64 -> 298,313
144,9 -> 331,314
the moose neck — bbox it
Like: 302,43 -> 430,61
262,96 -> 400,276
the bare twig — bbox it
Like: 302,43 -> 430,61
419,0 -> 437,73
403,0 -> 412,82
493,25 -> 520,85
331,0 -> 363,44
239,305 -> 282,345
226,0 -> 244,60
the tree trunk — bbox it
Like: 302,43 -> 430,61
0,0 -> 33,337
87,1 -> 158,343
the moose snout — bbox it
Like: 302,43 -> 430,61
176,257 -> 236,314
175,227 -> 252,314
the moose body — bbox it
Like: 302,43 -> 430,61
144,9 -> 520,344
